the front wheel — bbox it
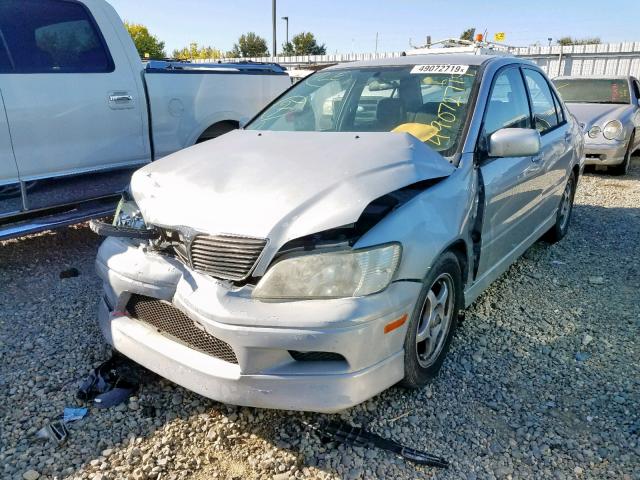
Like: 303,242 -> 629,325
400,252 -> 462,388
609,132 -> 634,176
545,171 -> 576,243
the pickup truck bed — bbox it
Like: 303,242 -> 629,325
0,0 -> 290,240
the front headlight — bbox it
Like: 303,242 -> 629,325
602,120 -> 623,140
588,125 -> 601,138
113,195 -> 146,229
253,243 -> 401,300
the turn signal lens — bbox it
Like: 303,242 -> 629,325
588,126 -> 601,138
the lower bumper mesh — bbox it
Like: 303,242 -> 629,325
126,294 -> 238,364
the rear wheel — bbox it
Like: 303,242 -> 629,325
545,171 -> 576,243
196,121 -> 239,143
400,252 -> 462,388
609,132 -> 635,176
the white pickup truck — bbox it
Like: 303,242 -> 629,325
0,0 -> 290,239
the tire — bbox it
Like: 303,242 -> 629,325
400,252 -> 463,388
609,132 -> 634,176
196,121 -> 239,143
545,170 -> 576,243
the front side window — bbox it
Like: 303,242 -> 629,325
0,0 -> 113,73
483,68 -> 532,139
552,78 -> 631,105
524,69 -> 560,133
247,65 -> 479,157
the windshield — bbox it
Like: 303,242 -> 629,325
247,65 -> 479,156
553,78 -> 631,104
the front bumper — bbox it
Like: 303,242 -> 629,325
583,138 -> 628,166
96,237 -> 420,412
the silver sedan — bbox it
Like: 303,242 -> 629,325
93,54 -> 584,412
553,76 -> 640,175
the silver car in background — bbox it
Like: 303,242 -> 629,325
553,76 -> 640,175
93,54 -> 583,412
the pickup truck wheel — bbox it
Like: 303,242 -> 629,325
400,252 -> 462,389
196,121 -> 239,143
609,132 -> 634,176
545,171 -> 576,243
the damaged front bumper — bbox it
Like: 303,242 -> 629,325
96,237 -> 420,412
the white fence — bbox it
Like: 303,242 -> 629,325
194,41 -> 640,78
516,42 -> 640,78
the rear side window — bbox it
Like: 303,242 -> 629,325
524,69 -> 560,133
483,67 -> 532,138
0,0 -> 114,73
551,90 -> 565,123
633,80 -> 640,101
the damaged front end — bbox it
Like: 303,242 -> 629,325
93,129 -> 461,412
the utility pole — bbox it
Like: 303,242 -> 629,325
272,0 -> 277,57
375,32 -> 379,54
282,16 -> 289,45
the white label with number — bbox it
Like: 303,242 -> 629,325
410,64 -> 469,75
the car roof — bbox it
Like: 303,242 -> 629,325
326,53 -> 519,70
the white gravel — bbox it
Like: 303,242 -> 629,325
1,157 -> 639,480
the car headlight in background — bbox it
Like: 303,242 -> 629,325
588,126 -> 601,138
253,243 -> 401,300
113,195 -> 146,229
602,120 -> 623,140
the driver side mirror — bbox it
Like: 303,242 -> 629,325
489,128 -> 541,158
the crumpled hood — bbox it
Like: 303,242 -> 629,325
565,103 -> 633,129
132,129 -> 454,246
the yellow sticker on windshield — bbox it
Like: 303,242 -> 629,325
392,123 -> 439,142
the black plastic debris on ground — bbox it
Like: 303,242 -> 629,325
77,353 -> 142,408
307,420 -> 449,468
59,267 -> 80,279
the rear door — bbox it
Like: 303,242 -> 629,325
0,88 -> 22,218
522,68 -> 572,225
476,66 -> 539,275
0,0 -> 149,211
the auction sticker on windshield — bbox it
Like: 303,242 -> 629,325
411,64 -> 469,74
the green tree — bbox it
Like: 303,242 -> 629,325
459,28 -> 476,42
172,42 -> 223,60
124,22 -> 165,59
281,32 -> 326,56
557,36 -> 601,46
228,32 -> 269,58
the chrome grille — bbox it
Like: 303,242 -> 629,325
127,294 -> 238,364
188,234 -> 267,281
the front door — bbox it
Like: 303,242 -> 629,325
476,66 -> 541,276
0,88 -> 21,218
0,0 -> 149,211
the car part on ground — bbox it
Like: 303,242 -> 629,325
308,420 -> 449,468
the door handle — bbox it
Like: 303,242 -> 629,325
109,94 -> 133,103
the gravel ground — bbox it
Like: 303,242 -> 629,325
1,157 -> 639,480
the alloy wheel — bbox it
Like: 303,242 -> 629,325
415,273 -> 455,368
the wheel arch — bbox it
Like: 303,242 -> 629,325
196,120 -> 240,143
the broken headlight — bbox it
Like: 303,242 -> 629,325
253,243 -> 401,300
113,195 -> 146,230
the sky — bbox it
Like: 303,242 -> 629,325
107,0 -> 639,56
